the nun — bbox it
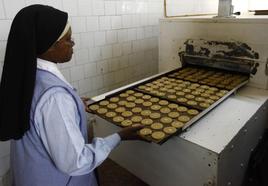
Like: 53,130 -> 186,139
0,5 -> 144,186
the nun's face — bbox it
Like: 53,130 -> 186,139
54,28 -> 74,63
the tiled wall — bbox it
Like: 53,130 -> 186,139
0,0 -> 163,184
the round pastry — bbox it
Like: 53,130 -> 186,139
163,127 -> 177,134
138,86 -> 146,90
141,119 -> 153,125
160,87 -> 167,92
167,89 -> 176,94
145,87 -> 152,91
151,104 -> 161,111
205,90 -> 214,95
151,123 -> 164,130
159,100 -> 169,106
205,99 -> 214,104
97,108 -> 108,114
183,89 -> 191,93
201,93 -> 210,98
178,84 -> 186,88
149,112 -> 161,119
200,103 -> 210,108
176,79 -> 183,83
115,107 -> 126,113
177,98 -> 188,103
122,111 -> 133,117
131,116 -> 143,123
121,120 -> 132,127
210,95 -> 220,100
188,86 -> 196,90
182,81 -> 191,85
126,96 -> 136,102
150,97 -> 160,103
142,95 -> 151,100
168,103 -> 178,109
151,85 -> 159,89
141,110 -> 151,116
187,109 -> 199,116
220,90 -> 228,94
178,115 -> 190,122
191,91 -> 201,96
200,85 -> 209,89
89,104 -> 99,111
167,95 -> 177,100
187,100 -> 197,106
107,103 -> 118,109
216,92 -> 225,97
126,90 -> 135,94
160,107 -> 171,114
185,94 -> 195,99
195,97 -> 204,102
151,131 -> 166,140
156,92 -> 166,97
165,85 -> 173,89
110,97 -> 119,102
105,111 -> 117,118
192,83 -> 200,87
209,87 -> 218,92
174,86 -> 182,91
145,83 -> 154,87
196,88 -> 205,93
171,121 -> 184,128
113,116 -> 124,123
177,106 -> 188,112
132,107 -> 142,113
125,102 -> 136,108
143,101 -> 153,107
134,92 -> 143,97
134,98 -> 144,104
118,100 -> 127,106
168,111 -> 180,118
160,117 -> 173,124
139,128 -> 152,135
99,100 -> 109,106
119,93 -> 129,98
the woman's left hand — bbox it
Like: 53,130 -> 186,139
81,97 -> 91,112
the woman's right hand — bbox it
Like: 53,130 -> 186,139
117,125 -> 149,142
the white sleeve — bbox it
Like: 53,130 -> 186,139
34,88 -> 121,176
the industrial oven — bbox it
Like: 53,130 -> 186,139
90,17 -> 268,186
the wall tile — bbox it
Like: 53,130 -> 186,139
70,65 -> 85,81
112,43 -> 122,57
89,47 -> 102,61
122,42 -> 132,55
119,56 -> 129,69
60,68 -> 71,83
0,41 -> 6,62
84,62 -> 98,77
0,0 -> 6,19
78,78 -> 92,94
99,16 -> 111,30
103,72 -> 115,87
62,0 -> 78,16
92,0 -> 104,15
106,30 -> 117,44
127,28 -> 137,41
74,48 -> 89,64
25,0 -> 45,6
91,75 -> 104,90
97,60 -> 109,74
94,31 -> 106,46
105,1 -> 116,15
45,0 -> 63,10
117,29 -> 128,43
71,17 -> 87,33
3,0 -> 25,19
80,32 -> 94,48
0,20 -> 11,41
101,45 -> 113,59
78,0 -> 92,16
86,16 -> 99,31
111,16 -> 122,30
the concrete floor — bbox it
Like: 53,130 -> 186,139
98,158 -> 149,186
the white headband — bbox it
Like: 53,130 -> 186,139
57,21 -> 70,41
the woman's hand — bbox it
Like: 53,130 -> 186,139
117,125 -> 150,142
81,97 -> 91,112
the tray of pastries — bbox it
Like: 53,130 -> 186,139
135,76 -> 229,111
88,89 -> 200,144
167,66 -> 249,90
